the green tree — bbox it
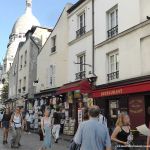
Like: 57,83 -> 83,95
1,83 -> 8,103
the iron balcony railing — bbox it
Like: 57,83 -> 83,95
107,71 -> 119,81
76,26 -> 86,38
75,71 -> 86,80
107,25 -> 118,38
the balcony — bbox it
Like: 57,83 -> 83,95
76,26 -> 86,38
75,71 -> 86,80
51,46 -> 56,53
107,71 -> 119,81
18,89 -> 21,93
22,87 -> 26,92
107,25 -> 118,38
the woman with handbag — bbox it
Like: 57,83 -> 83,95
39,109 -> 52,150
111,113 -> 133,150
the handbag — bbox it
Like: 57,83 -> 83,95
69,140 -> 80,150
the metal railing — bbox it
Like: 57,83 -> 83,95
75,71 -> 86,80
76,26 -> 86,38
107,25 -> 118,38
107,71 -> 119,81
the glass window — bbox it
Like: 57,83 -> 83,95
77,54 -> 86,72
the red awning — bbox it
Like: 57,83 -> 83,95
57,80 -> 91,95
92,81 -> 150,98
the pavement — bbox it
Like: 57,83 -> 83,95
0,129 -> 70,150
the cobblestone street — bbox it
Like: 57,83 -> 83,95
0,129 -> 69,150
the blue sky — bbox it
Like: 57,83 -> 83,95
0,0 -> 77,63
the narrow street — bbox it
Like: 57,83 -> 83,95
0,129 -> 69,150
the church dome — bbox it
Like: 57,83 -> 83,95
11,0 -> 40,34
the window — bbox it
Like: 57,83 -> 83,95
107,51 -> 119,81
76,53 -> 86,80
18,79 -> 22,93
20,55 -> 23,69
107,6 -> 118,38
51,36 -> 56,53
24,51 -> 27,66
76,11 -> 86,38
23,77 -> 26,92
49,65 -> 56,87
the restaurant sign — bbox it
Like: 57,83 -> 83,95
100,89 -> 123,97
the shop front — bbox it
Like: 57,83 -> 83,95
92,77 -> 150,130
57,79 -> 92,135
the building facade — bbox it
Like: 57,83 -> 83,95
8,26 -> 51,107
92,0 -> 150,129
35,4 -> 72,97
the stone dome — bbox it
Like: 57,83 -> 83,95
11,0 -> 40,34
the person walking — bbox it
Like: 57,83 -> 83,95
10,107 -> 23,148
0,111 -> 4,128
111,113 -> 133,150
2,109 -> 11,144
25,111 -> 32,134
52,107 -> 61,143
71,105 -> 111,150
39,109 -> 52,150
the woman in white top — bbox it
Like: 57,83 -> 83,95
10,107 -> 23,148
39,109 -> 52,150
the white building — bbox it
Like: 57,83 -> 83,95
9,27 -> 51,106
68,0 -> 93,82
35,4 -> 72,97
2,0 -> 40,82
92,0 -> 150,129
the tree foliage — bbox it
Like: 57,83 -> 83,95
1,83 -> 8,103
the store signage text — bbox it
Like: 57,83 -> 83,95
100,89 -> 123,97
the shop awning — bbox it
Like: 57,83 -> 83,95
92,81 -> 150,98
57,80 -> 91,95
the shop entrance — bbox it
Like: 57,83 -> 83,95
145,95 -> 150,127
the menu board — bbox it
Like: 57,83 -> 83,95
63,118 -> 75,135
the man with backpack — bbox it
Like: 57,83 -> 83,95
10,106 -> 23,148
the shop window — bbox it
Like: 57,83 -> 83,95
109,100 -> 119,119
107,51 -> 119,81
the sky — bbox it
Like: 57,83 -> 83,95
0,0 -> 77,63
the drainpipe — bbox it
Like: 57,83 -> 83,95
92,0 -> 95,74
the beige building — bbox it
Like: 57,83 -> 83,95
35,4 -> 72,97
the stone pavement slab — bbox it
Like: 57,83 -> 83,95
0,129 -> 70,150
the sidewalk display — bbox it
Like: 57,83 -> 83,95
63,118 -> 75,136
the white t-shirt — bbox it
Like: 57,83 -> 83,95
13,114 -> 22,128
